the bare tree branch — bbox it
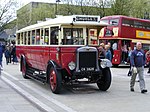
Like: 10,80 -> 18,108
0,0 -> 17,31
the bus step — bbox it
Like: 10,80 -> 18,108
27,73 -> 46,84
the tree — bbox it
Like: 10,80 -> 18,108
110,0 -> 133,16
74,0 -> 96,15
61,0 -> 98,15
94,0 -> 111,17
0,0 -> 17,32
61,0 -> 75,15
130,0 -> 148,18
17,4 -> 32,29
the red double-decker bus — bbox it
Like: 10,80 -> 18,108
99,15 -> 150,66
16,15 -> 112,94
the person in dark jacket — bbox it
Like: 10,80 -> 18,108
4,46 -> 10,65
11,44 -> 18,64
127,47 -> 132,76
107,42 -> 113,61
98,45 -> 105,59
0,44 -> 3,67
130,42 -> 147,93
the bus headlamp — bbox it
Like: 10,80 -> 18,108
68,61 -> 76,70
100,59 -> 112,68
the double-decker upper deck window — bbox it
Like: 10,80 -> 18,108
134,21 -> 143,28
63,28 -> 84,45
101,19 -> 109,24
143,22 -> 150,30
122,19 -> 134,27
110,19 -> 119,26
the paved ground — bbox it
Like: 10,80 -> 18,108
0,74 -> 41,112
1,60 -> 150,112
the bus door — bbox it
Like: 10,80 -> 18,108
121,40 -> 132,64
107,40 -> 120,65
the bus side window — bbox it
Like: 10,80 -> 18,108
28,31 -> 31,45
36,29 -> 40,45
41,29 -> 44,45
50,27 -> 59,45
21,32 -> 23,44
17,33 -> 20,45
24,32 -> 27,45
32,30 -> 35,45
63,28 -> 72,45
44,28 -> 49,45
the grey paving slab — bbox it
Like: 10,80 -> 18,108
0,78 -> 41,112
2,58 -> 150,112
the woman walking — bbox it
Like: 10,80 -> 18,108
11,44 -> 18,64
4,46 -> 10,65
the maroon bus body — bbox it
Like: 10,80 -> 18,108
16,46 -> 77,75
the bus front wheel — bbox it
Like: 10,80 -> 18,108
97,68 -> 111,91
49,67 -> 62,94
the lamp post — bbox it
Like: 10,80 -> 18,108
55,0 -> 61,17
144,1 -> 150,19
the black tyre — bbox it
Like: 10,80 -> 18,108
49,67 -> 62,94
97,67 -> 111,91
113,64 -> 119,67
21,59 -> 29,79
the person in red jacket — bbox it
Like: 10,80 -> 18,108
146,50 -> 150,73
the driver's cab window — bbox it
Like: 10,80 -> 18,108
89,29 -> 98,45
50,27 -> 59,45
62,28 -> 84,45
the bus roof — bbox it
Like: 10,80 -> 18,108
17,15 -> 109,33
101,15 -> 150,23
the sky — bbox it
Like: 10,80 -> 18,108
18,0 -> 57,7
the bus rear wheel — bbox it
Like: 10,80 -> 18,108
97,68 -> 111,91
21,59 -> 29,79
49,67 -> 62,94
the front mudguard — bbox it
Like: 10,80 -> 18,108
99,59 -> 112,69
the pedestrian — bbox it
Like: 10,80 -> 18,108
130,42 -> 147,93
122,44 -> 128,64
9,44 -> 13,63
105,45 -> 112,61
146,50 -> 150,73
11,44 -> 18,64
127,47 -> 132,76
107,42 -> 113,61
100,42 -> 105,49
0,43 -> 3,68
98,45 -> 105,59
4,46 -> 10,65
